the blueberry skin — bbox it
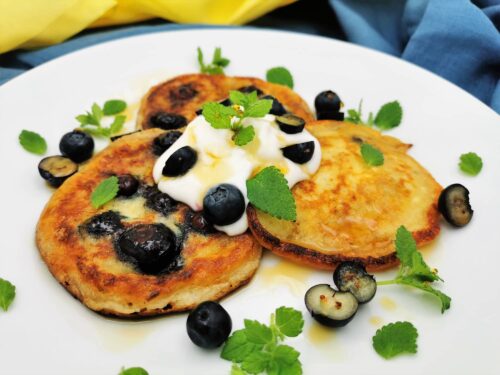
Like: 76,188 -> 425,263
117,223 -> 178,274
162,146 -> 197,177
117,175 -> 139,197
149,112 -> 187,130
203,184 -> 246,226
59,130 -> 94,163
314,90 -> 342,113
152,131 -> 182,156
282,141 -> 315,164
83,211 -> 123,237
317,111 -> 345,121
260,95 -> 287,116
186,301 -> 232,349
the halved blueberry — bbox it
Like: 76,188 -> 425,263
203,184 -> 245,226
333,261 -> 377,304
162,146 -> 197,177
305,284 -> 358,327
38,155 -> 78,187
438,183 -> 473,227
261,95 -> 286,116
276,114 -> 305,134
282,141 -> 315,164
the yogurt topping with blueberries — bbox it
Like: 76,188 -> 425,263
153,113 -> 321,236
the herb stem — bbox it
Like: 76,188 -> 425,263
376,279 -> 399,286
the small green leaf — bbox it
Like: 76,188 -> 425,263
241,351 -> 272,374
0,278 -> 16,311
91,176 -> 119,208
197,47 -> 230,75
372,321 -> 418,359
360,143 -> 384,166
213,47 -> 230,67
234,126 -> 255,146
110,115 -> 126,134
103,99 -> 127,115
197,47 -> 204,69
459,152 -> 483,176
119,367 -> 149,375
76,114 -> 91,125
230,90 -> 248,107
221,330 -> 262,362
244,319 -> 274,345
246,166 -> 296,221
244,99 -> 273,118
230,364 -> 247,375
266,67 -> 294,89
91,103 -> 103,122
275,307 -> 304,337
374,101 -> 402,130
398,277 -> 451,313
19,130 -> 47,155
202,102 -> 236,129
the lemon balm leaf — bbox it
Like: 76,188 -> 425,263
360,143 -> 384,166
459,152 -> 483,176
0,278 -> 16,311
266,67 -> 294,89
19,130 -> 47,155
246,167 -> 296,221
234,126 -> 255,146
275,306 -> 304,337
119,367 -> 149,375
374,101 -> 402,130
103,99 -> 127,115
91,176 -> 119,208
372,321 -> 418,359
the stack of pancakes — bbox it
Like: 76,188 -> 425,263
36,74 -> 441,317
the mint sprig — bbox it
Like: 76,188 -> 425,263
76,100 -> 127,138
202,90 -> 272,146
221,306 -> 304,375
377,226 -> 451,312
0,277 -> 16,312
346,100 -> 402,130
197,47 -> 230,75
91,176 -> 119,208
372,321 -> 418,359
19,130 -> 47,155
266,67 -> 294,89
459,152 -> 483,176
246,167 -> 296,221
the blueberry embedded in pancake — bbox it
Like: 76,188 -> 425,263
36,129 -> 262,317
136,74 -> 314,130
248,121 -> 441,271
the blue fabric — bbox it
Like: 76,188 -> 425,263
330,0 -> 500,114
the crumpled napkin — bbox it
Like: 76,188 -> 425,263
330,0 -> 500,113
0,0 -> 295,53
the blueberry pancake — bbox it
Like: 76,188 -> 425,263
136,73 -> 314,130
248,121 -> 441,271
36,129 -> 262,317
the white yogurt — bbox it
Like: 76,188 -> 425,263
153,114 -> 321,235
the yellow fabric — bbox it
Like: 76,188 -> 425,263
0,0 -> 296,53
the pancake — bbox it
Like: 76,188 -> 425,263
136,73 -> 314,130
248,121 -> 441,271
36,129 -> 262,317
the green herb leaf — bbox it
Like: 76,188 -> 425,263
275,307 -> 304,337
91,103 -> 103,122
234,125 -> 255,146
103,99 -> 127,115
372,321 -> 418,359
91,176 -> 119,208
246,166 -> 296,221
244,319 -> 274,345
244,99 -> 273,118
0,278 -> 16,311
459,152 -> 483,176
374,101 -> 402,130
230,90 -> 249,107
345,108 -> 362,124
110,115 -> 126,135
18,130 -> 47,155
231,364 -> 247,375
272,345 -> 301,373
398,277 -> 451,313
197,47 -> 230,75
213,47 -> 230,67
119,367 -> 149,375
241,351 -> 272,374
221,330 -> 263,362
266,67 -> 294,89
360,143 -> 384,166
202,102 -> 236,129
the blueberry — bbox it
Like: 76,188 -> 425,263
59,130 -> 94,163
149,112 -> 187,130
187,301 -> 232,349
261,95 -> 286,116
117,175 -> 139,197
83,211 -> 123,237
281,141 -> 315,164
317,111 -> 345,121
117,223 -> 178,274
438,183 -> 473,227
144,187 -> 177,216
152,131 -> 182,156
276,114 -> 305,134
238,85 -> 264,96
38,155 -> 78,187
305,284 -> 358,327
333,261 -> 377,304
314,90 -> 342,113
185,210 -> 216,235
203,184 -> 246,226
162,146 -> 197,177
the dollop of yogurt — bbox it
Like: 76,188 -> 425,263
153,114 -> 321,236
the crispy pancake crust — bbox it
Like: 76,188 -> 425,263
137,73 -> 314,129
36,129 -> 261,317
248,121 -> 441,271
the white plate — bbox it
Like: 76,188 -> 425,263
0,29 -> 499,375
